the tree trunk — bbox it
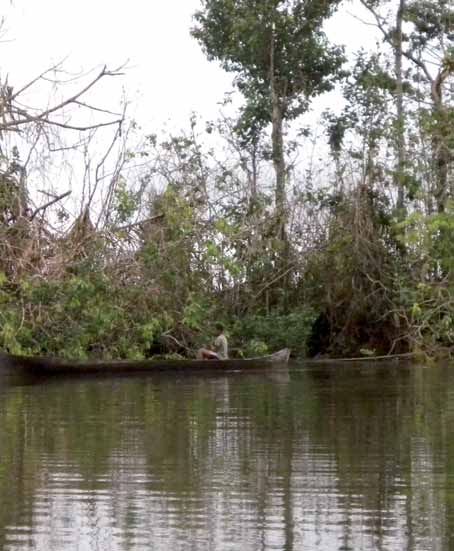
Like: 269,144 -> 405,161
270,22 -> 287,242
431,68 -> 450,213
433,130 -> 449,214
394,0 -> 406,213
269,22 -> 290,311
272,100 -> 287,240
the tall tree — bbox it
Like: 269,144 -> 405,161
192,0 -> 345,241
360,0 -> 454,213
394,0 -> 406,212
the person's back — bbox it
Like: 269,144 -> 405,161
214,331 -> 228,360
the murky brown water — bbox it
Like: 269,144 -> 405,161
0,360 -> 453,550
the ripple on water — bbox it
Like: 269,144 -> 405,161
0,366 -> 454,550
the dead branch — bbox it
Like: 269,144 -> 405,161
30,190 -> 71,220
112,213 -> 165,233
252,265 -> 295,301
359,0 -> 434,84
10,59 -> 69,101
31,117 -> 123,132
161,331 -> 191,352
1,65 -> 125,132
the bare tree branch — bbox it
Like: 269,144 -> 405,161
1,65 -> 125,132
30,190 -> 71,220
359,0 -> 434,83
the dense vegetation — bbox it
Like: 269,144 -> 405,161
1,0 -> 453,359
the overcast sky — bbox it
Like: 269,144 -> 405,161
1,0 -> 379,132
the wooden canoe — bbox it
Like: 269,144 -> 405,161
0,348 -> 290,376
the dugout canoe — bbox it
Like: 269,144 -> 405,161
0,348 -> 291,376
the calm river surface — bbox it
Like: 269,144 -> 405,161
0,360 -> 453,550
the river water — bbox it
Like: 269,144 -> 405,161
0,360 -> 453,551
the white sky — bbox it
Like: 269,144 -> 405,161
1,0 -> 379,132
2,0 -> 232,129
0,0 -> 381,219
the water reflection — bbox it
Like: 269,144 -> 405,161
0,362 -> 453,550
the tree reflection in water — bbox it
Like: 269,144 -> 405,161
0,361 -> 452,550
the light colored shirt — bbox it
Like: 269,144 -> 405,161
214,333 -> 228,360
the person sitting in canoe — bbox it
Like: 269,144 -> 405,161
197,323 -> 229,360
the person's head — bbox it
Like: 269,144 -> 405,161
215,322 -> 224,334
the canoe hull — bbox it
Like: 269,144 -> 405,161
0,348 -> 290,376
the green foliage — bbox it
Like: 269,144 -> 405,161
406,0 -> 454,48
192,0 -> 345,135
113,177 -> 139,223
391,207 -> 454,353
397,207 -> 454,275
234,310 -> 316,357
1,0 -> 454,362
396,279 -> 454,354
301,187 -> 401,356
182,297 -> 206,331
0,270 -> 171,359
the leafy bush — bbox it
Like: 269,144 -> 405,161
233,310 -> 316,357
